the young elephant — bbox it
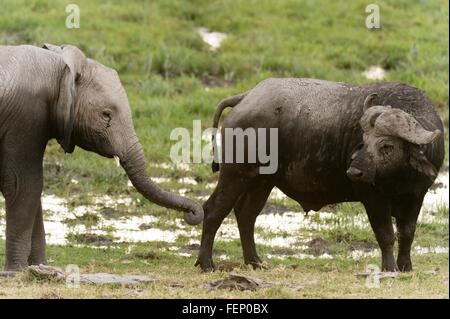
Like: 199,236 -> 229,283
196,78 -> 444,272
0,44 -> 203,271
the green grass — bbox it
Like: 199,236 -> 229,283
0,239 -> 448,298
0,0 -> 448,298
1,0 -> 448,199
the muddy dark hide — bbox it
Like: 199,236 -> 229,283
196,79 -> 445,274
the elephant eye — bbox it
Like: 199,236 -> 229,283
101,110 -> 112,122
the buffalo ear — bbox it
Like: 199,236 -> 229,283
43,44 -> 86,153
363,93 -> 378,112
409,149 -> 438,181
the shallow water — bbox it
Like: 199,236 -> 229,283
0,173 -> 448,261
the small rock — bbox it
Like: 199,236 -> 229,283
27,265 -> 66,282
207,272 -> 273,291
80,273 -> 154,285
356,271 -> 399,280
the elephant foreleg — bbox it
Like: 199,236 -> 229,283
1,143 -> 45,271
28,201 -> 47,266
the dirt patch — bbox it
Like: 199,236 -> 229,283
40,291 -> 64,299
215,261 -> 242,272
305,237 -> 332,256
67,233 -> 114,246
100,207 -> 121,219
200,74 -> 227,88
63,212 -> 100,226
348,241 -> 377,251
178,243 -> 200,255
269,248 -> 296,256
138,223 -> 153,230
335,232 -> 377,251
134,250 -> 158,260
181,243 -> 200,251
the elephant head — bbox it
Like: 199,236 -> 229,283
347,93 -> 441,184
43,43 -> 203,225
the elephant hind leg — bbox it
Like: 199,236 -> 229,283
234,182 -> 273,269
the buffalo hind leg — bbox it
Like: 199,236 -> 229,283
234,183 -> 272,269
195,173 -> 247,272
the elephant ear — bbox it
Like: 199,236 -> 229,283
43,43 -> 86,153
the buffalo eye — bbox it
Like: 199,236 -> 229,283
378,143 -> 394,160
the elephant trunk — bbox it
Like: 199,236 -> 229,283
120,139 -> 204,225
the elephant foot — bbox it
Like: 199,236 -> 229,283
0,270 -> 19,278
28,257 -> 48,266
195,258 -> 215,273
397,257 -> 413,272
4,261 -> 28,272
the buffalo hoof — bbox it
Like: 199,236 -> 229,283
397,259 -> 413,272
194,259 -> 215,273
382,263 -> 399,272
247,261 -> 268,270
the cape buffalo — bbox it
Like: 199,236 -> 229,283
196,78 -> 444,272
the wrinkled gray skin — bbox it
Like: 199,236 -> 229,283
0,44 -> 203,271
196,78 -> 444,272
